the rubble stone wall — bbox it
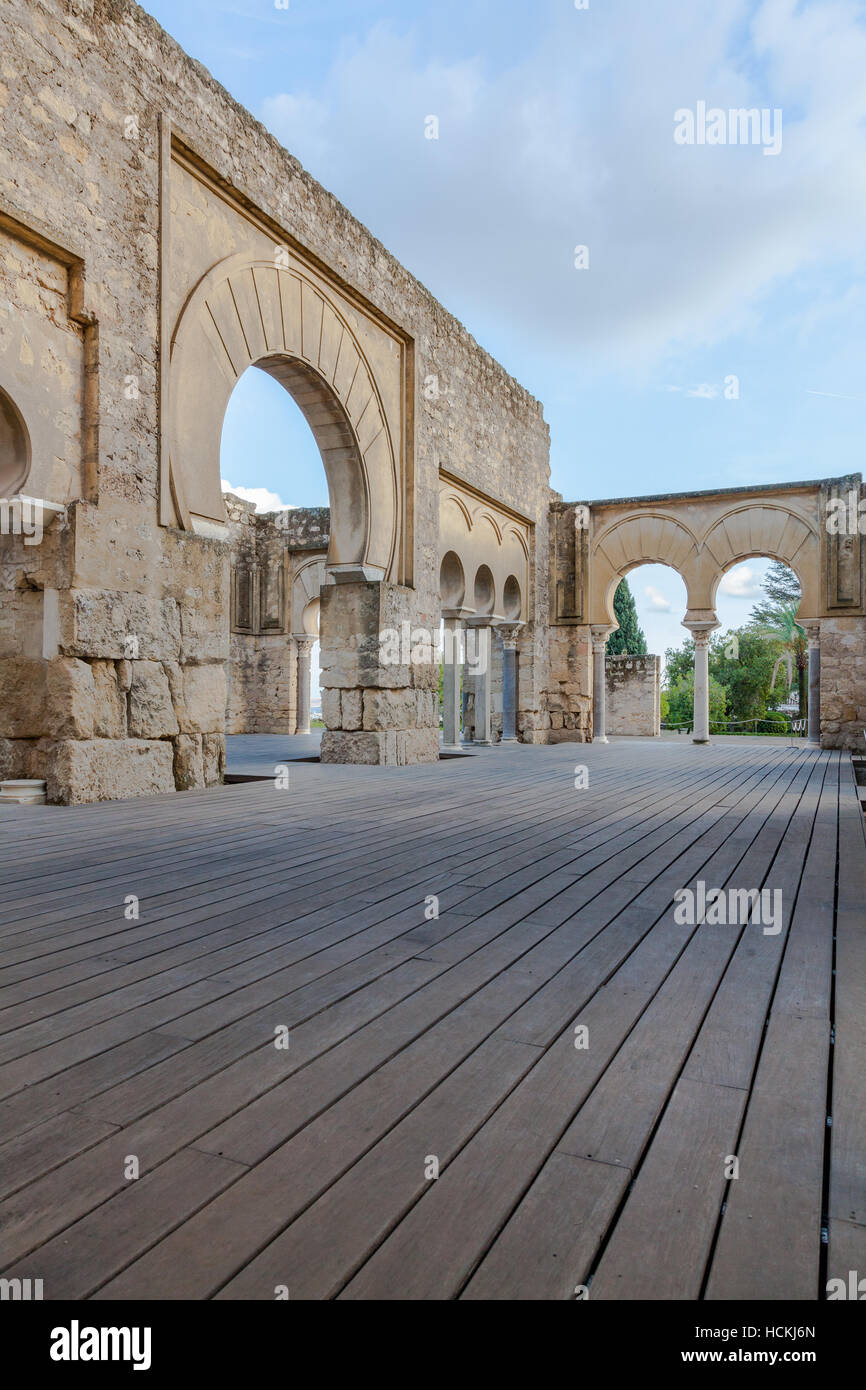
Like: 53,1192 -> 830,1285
606,654 -> 660,737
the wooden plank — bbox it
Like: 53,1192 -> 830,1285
461,1153 -> 627,1301
704,1012 -> 829,1300
587,1078 -> 746,1300
828,760 -> 866,1227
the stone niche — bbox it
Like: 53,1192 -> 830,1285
606,654 -> 661,737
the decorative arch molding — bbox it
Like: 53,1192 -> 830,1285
592,513 -> 699,623
593,512 -> 700,573
0,384 -> 31,497
437,471 -> 533,620
165,252 -> 404,581
583,491 -> 827,625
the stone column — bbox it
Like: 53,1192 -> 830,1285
441,608 -> 471,749
293,634 -> 315,735
692,632 -> 711,744
466,618 -> 494,745
683,619 -> 719,745
496,621 -> 524,742
590,625 -> 614,743
806,622 -> 821,746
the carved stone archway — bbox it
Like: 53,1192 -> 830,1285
166,252 -> 402,583
550,478 -> 865,748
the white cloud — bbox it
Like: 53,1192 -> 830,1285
719,564 -> 763,598
258,2 -> 866,370
686,383 -> 719,399
221,479 -> 296,513
644,584 -> 673,611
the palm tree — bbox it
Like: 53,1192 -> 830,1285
754,602 -> 807,718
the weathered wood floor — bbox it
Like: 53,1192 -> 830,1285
0,738 -> 863,1300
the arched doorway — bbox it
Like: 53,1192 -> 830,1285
164,250 -> 434,766
221,365 -> 328,743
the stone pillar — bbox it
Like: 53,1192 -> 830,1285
441,608 -> 471,749
318,578 -> 439,766
293,635 -> 315,735
692,632 -> 711,744
806,622 -> 821,746
590,625 -> 614,743
496,621 -> 524,742
683,619 -> 719,745
466,618 -> 494,745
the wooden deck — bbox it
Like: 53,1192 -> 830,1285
0,738 -> 863,1301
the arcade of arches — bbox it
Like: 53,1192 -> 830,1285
0,1 -> 864,801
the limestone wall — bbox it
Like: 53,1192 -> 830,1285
545,622 -> 592,742
0,0 -> 550,799
606,654 -> 660,737
819,617 -> 866,751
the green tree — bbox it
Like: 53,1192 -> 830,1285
709,628 -> 786,724
665,671 -> 727,729
748,562 -> 806,717
607,579 -> 647,655
664,638 -> 694,688
752,560 -> 801,609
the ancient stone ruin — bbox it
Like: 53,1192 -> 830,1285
1,1 -> 864,801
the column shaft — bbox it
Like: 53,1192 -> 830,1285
807,628 -> 821,746
592,638 -> 608,743
441,618 -> 462,747
471,625 -> 493,744
692,635 -> 710,743
295,638 -> 313,735
496,622 -> 523,743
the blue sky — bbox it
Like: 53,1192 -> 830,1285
145,0 -> 866,657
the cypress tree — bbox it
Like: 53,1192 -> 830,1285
607,578 -> 648,655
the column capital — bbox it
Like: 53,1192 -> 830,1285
292,633 -> 316,653
803,620 -> 821,648
590,624 -> 615,649
464,614 -> 495,629
682,617 -> 719,647
495,620 -> 524,649
441,606 -> 475,622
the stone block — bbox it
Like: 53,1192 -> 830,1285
128,661 -> 179,738
202,733 -> 225,786
61,590 -> 182,662
362,688 -> 417,732
340,688 -> 363,731
0,657 -> 97,739
90,660 -> 127,739
175,664 -> 227,734
44,658 -> 97,739
320,730 -> 385,765
321,726 -> 439,765
320,687 -> 342,730
173,733 -> 204,790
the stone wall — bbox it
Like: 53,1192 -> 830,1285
545,622 -> 592,742
819,618 -> 866,751
606,654 -> 660,737
0,0 -> 550,799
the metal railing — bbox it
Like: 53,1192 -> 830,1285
661,716 -> 805,738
